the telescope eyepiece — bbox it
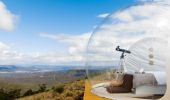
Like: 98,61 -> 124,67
115,46 -> 131,54
116,46 -> 120,51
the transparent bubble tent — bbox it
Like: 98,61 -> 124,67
86,0 -> 170,99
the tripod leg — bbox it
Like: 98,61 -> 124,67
115,58 -> 124,82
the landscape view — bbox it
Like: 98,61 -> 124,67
1,0 -> 168,100
0,0 -> 121,99
0,65 -> 86,100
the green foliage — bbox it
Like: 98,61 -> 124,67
51,80 -> 85,100
8,88 -> 21,98
0,83 -> 48,100
52,84 -> 64,94
23,89 -> 34,97
22,84 -> 47,97
37,84 -> 47,93
0,88 -> 21,100
18,80 -> 85,100
65,90 -> 74,97
0,70 -> 86,100
0,88 -> 8,100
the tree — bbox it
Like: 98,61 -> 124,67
0,88 -> 21,100
0,88 -> 8,100
7,89 -> 21,98
38,84 -> 47,92
23,89 -> 34,96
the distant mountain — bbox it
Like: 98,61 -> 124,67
0,65 -> 85,73
0,65 -> 18,72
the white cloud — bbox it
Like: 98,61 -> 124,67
139,0 -> 170,3
40,33 -> 91,55
25,1 -> 170,65
0,42 -> 86,65
86,1 -> 170,67
0,1 -> 17,31
40,32 -> 91,64
0,32 -> 91,65
97,13 -> 109,18
0,42 -> 10,50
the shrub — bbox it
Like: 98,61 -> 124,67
23,89 -> 34,96
7,89 -> 21,98
64,90 -> 73,97
0,88 -> 8,100
52,84 -> 64,94
37,84 -> 47,93
0,88 -> 21,100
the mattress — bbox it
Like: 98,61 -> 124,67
135,85 -> 166,95
133,73 -> 157,88
133,72 -> 166,95
146,71 -> 166,85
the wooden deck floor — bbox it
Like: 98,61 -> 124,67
83,80 -> 161,100
83,80 -> 110,100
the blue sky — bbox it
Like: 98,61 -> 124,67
0,0 -> 139,65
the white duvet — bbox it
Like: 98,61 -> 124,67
146,71 -> 166,85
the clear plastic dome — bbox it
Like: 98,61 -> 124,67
86,0 -> 169,99
125,37 -> 168,73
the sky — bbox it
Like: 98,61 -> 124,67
0,0 -> 169,66
86,0 -> 170,72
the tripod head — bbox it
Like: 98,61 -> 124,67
116,46 -> 131,59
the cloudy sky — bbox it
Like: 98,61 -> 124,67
0,0 -> 169,66
86,0 -> 170,72
0,0 -> 137,65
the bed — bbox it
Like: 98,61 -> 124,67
133,71 -> 166,95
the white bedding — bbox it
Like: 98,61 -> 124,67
135,85 -> 166,95
146,71 -> 166,85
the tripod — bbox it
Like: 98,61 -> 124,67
115,46 -> 131,81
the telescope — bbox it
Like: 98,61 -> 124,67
116,46 -> 131,59
116,46 -> 131,54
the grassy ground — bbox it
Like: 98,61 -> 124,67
18,80 -> 85,100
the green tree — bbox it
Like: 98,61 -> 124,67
0,88 -> 21,100
52,84 -> 64,94
7,89 -> 21,98
23,89 -> 34,96
38,84 -> 47,92
0,88 -> 8,100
